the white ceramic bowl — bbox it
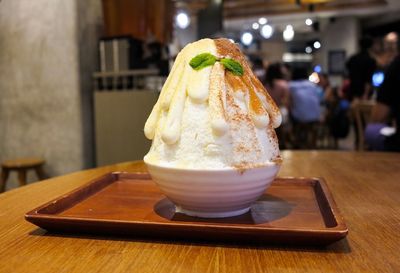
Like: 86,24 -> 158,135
144,160 -> 281,218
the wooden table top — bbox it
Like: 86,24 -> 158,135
1,151 -> 399,273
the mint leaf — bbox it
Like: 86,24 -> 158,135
189,53 -> 217,70
220,58 -> 244,76
189,53 -> 244,76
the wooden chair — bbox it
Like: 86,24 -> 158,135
291,121 -> 319,149
351,100 -> 375,151
0,158 -> 46,193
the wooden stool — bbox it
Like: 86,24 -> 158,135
351,100 -> 375,151
0,158 -> 46,192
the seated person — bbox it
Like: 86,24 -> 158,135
367,51 -> 400,151
265,62 -> 290,110
265,62 -> 291,148
289,67 -> 322,123
289,67 -> 322,148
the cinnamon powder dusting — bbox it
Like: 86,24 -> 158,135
225,73 -> 246,93
214,38 -> 281,169
246,78 -> 265,115
224,77 -> 263,169
214,38 -> 281,122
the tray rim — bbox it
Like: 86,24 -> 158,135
25,172 -> 348,239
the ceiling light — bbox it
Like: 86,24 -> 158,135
309,72 -> 319,84
260,24 -> 273,39
252,23 -> 259,30
313,65 -> 322,73
283,25 -> 294,42
305,18 -> 313,26
241,32 -> 253,46
258,17 -> 267,25
385,32 -> 398,42
313,41 -> 321,49
176,12 -> 190,29
305,46 -> 312,54
372,71 -> 385,87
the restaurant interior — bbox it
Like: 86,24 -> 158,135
1,1 -> 400,272
2,0 -> 399,191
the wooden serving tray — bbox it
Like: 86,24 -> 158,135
25,173 -> 348,245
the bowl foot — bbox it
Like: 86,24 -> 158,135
175,206 -> 250,218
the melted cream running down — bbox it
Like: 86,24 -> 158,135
144,38 -> 281,169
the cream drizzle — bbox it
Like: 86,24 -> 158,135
144,38 -> 281,146
187,66 -> 211,103
250,76 -> 282,129
144,100 -> 160,140
144,39 -> 217,143
209,62 -> 229,136
144,51 -> 184,139
160,55 -> 184,110
161,60 -> 190,144
254,89 -> 282,128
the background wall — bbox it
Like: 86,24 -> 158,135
94,91 -> 158,166
260,40 -> 287,64
0,0 -> 103,189
315,17 -> 360,86
170,16 -> 198,57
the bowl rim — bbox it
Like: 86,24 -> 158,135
143,157 -> 282,173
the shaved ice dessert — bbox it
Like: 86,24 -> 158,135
144,38 -> 282,218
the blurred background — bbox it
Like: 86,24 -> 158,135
1,0 -> 399,190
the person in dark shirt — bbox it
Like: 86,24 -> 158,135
347,37 -> 377,148
370,52 -> 400,151
346,37 -> 377,100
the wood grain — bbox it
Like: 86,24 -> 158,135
1,151 -> 400,273
102,0 -> 173,44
